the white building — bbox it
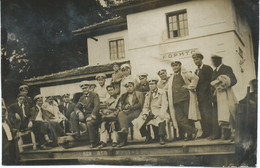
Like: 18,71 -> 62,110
73,0 -> 256,100
26,0 -> 256,101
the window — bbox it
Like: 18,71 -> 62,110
167,10 -> 188,39
109,39 -> 125,60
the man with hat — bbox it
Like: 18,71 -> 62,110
117,79 -> 144,147
157,69 -> 170,90
89,81 -> 97,92
210,54 -> 237,140
58,94 -> 75,134
120,64 -> 135,95
111,62 -> 124,95
192,52 -> 213,138
140,77 -> 170,145
8,93 -> 30,131
166,60 -> 200,141
28,95 -> 53,149
19,84 -> 33,108
94,73 -> 109,103
135,73 -> 150,95
70,80 -> 100,148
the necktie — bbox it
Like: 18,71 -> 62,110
21,104 -> 26,118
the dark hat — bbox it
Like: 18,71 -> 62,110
171,61 -> 182,66
192,52 -> 204,59
211,54 -> 223,59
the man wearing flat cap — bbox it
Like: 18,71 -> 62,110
192,52 -> 213,138
95,73 -> 109,103
58,94 -> 75,134
120,64 -> 136,95
140,77 -> 170,145
8,93 -> 30,131
19,84 -> 33,108
166,60 -> 200,141
29,95 -> 53,149
209,54 -> 237,140
70,80 -> 100,148
117,79 -> 144,147
157,69 -> 170,90
135,73 -> 150,95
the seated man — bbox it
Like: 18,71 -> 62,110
117,79 -> 144,147
140,77 -> 170,145
58,94 -> 75,134
98,85 -> 120,148
28,95 -> 53,149
8,93 -> 30,131
42,96 -> 66,146
70,80 -> 100,148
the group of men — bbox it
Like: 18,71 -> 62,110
4,51 -> 239,153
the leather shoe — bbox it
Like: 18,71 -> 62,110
90,143 -> 98,148
40,144 -> 51,150
198,134 -> 208,139
112,142 -> 117,147
98,142 -> 106,149
159,137 -> 165,145
144,136 -> 152,144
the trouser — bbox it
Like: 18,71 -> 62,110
197,97 -> 212,137
210,102 -> 221,138
32,121 -> 49,145
118,110 -> 141,131
70,111 -> 99,144
100,121 -> 118,143
48,121 -> 64,145
174,100 -> 197,136
144,121 -> 166,139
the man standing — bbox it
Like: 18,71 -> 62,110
167,61 -> 199,140
117,79 -> 144,147
120,64 -> 135,95
58,94 -> 75,134
210,54 -> 237,140
70,81 -> 100,148
111,62 -> 124,95
135,73 -> 150,95
157,69 -> 170,90
140,77 -> 170,145
98,85 -> 120,148
192,52 -> 213,138
8,93 -> 30,131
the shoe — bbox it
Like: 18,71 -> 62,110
208,136 -> 218,141
98,142 -> 106,149
159,137 -> 165,145
198,134 -> 208,139
144,136 -> 152,144
117,142 -> 126,147
192,129 -> 198,140
112,142 -> 117,147
90,143 -> 98,148
40,144 -> 51,150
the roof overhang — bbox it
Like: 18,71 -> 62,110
73,16 -> 127,37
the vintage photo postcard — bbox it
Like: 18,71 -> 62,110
1,0 -> 258,166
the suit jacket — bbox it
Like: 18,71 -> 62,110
29,105 -> 54,121
8,102 -> 30,124
75,91 -> 100,117
211,64 -> 237,87
58,102 -> 75,119
119,91 -> 144,112
195,64 -> 213,100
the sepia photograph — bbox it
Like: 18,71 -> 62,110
1,0 -> 258,166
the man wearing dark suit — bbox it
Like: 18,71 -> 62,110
192,52 -> 213,138
70,80 -> 100,148
8,93 -> 30,131
58,94 -> 75,133
209,54 -> 237,140
117,79 -> 144,147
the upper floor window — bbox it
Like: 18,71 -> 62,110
109,39 -> 125,60
167,10 -> 188,39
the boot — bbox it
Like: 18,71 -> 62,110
118,132 -> 127,147
159,136 -> 165,145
